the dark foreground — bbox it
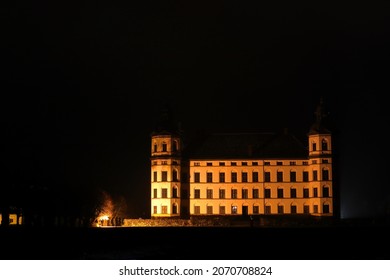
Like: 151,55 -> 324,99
0,224 -> 389,260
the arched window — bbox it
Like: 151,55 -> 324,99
322,139 -> 328,151
172,203 -> 178,214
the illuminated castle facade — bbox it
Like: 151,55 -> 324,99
150,102 -> 333,218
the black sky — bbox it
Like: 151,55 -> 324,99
2,2 -> 390,218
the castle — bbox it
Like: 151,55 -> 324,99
150,101 -> 333,219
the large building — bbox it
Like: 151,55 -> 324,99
150,101 -> 333,219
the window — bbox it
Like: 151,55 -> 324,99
231,172 -> 237,183
322,186 -> 330,197
153,144 -> 157,152
162,188 -> 168,198
291,205 -> 297,214
162,206 -> 167,214
252,162 -> 258,166
161,171 -> 168,182
313,188 -> 318,198
264,162 -> 270,166
312,143 -> 317,151
252,189 -> 259,199
153,206 -> 157,214
231,205 -> 238,214
242,189 -> 248,199
194,172 -> 200,183
162,143 -> 167,152
153,171 -> 157,182
313,205 -> 318,213
322,139 -> 328,151
264,171 -> 271,182
172,204 -> 178,214
242,162 -> 248,166
277,171 -> 283,182
290,188 -> 297,198
303,161 -> 308,165
253,205 -> 259,214
219,206 -> 225,214
194,206 -> 200,215
323,204 -> 330,214
312,160 -> 317,164
242,172 -> 248,182
153,189 -> 157,198
194,162 -> 200,166
219,162 -> 225,166
313,170 -> 318,181
219,189 -> 225,199
172,170 -> 178,181
304,205 -> 310,214
290,171 -> 296,182
303,188 -> 309,198
265,205 -> 271,214
264,189 -> 271,198
290,161 -> 296,165
231,162 -> 237,166
207,206 -> 213,214
207,189 -> 213,199
219,172 -> 225,183
277,188 -> 284,198
322,169 -> 329,181
162,160 -> 167,165
303,171 -> 309,182
231,189 -> 238,199
194,189 -> 200,199
172,160 -> 178,165
207,162 -> 212,166
278,205 -> 284,214
252,172 -> 259,182
206,172 -> 213,183
277,161 -> 283,166
172,187 -> 178,198
322,159 -> 329,163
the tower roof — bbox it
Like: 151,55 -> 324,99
151,103 -> 181,136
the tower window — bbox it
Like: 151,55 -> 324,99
161,171 -> 168,182
322,139 -> 328,151
161,188 -> 168,198
312,143 -> 317,151
162,143 -> 167,152
153,144 -> 157,152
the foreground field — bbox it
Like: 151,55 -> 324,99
0,224 -> 389,260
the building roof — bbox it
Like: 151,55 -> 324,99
183,130 -> 308,160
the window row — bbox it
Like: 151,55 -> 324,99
152,186 -> 331,199
192,170 -> 330,183
192,203 -> 331,215
152,141 -> 179,153
152,169 -> 331,183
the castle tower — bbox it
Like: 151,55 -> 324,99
307,98 -> 333,216
150,105 -> 183,218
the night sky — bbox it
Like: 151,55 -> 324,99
2,2 -> 390,218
